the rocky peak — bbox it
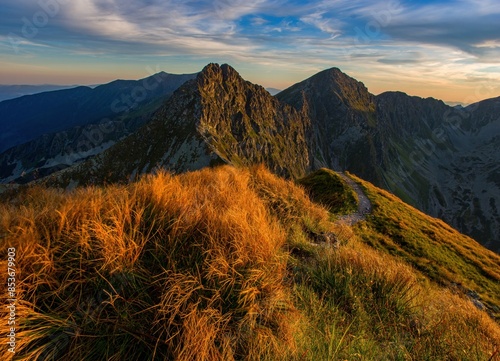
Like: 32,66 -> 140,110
277,66 -> 377,177
196,63 -> 270,105
195,63 -> 311,178
278,67 -> 374,114
309,67 -> 371,98
198,63 -> 243,85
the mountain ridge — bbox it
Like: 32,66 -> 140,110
3,63 -> 500,253
45,63 -> 311,186
0,72 -> 197,153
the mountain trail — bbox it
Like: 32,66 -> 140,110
335,172 -> 372,226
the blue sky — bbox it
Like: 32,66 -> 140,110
1,0 -> 499,103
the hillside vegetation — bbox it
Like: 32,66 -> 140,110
1,165 -> 499,360
351,173 -> 500,319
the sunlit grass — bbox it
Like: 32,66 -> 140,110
349,172 -> 500,319
0,166 -> 297,360
1,165 -> 499,360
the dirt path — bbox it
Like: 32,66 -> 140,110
335,172 -> 372,226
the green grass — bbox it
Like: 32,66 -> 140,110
297,168 -> 358,215
349,173 -> 500,319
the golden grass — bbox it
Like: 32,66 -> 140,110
249,164 -> 330,230
1,165 -> 499,360
0,166 -> 297,360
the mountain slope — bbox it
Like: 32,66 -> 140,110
349,172 -> 500,318
277,69 -> 500,253
47,64 -> 311,186
0,73 -> 197,183
0,94 -> 166,184
375,93 -> 500,252
1,165 -> 499,360
0,72 -> 197,153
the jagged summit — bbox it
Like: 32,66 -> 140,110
197,63 -> 270,102
199,63 -> 243,82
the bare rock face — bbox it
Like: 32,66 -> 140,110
197,64 -> 310,178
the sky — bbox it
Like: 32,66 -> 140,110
1,0 -> 500,104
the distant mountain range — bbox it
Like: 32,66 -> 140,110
0,72 -> 197,154
1,64 -> 499,253
0,84 -> 86,102
0,72 -> 197,182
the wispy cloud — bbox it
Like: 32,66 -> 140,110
300,12 -> 341,36
0,0 -> 499,101
377,52 -> 423,65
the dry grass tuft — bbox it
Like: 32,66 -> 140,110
0,166 -> 297,360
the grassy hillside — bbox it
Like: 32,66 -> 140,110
1,165 -> 499,360
350,173 -> 500,319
